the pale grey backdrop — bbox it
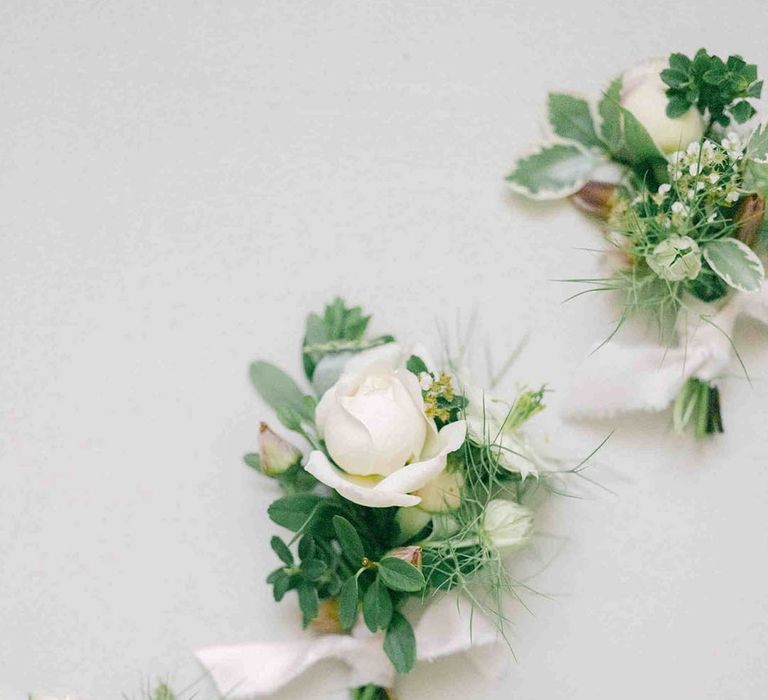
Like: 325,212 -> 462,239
2,1 -> 768,698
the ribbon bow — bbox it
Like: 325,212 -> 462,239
563,283 -> 768,419
196,594 -> 502,698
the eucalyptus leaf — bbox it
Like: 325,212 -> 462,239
250,361 -> 315,424
703,238 -> 765,292
383,612 -> 417,674
547,93 -> 603,148
506,143 -> 597,200
362,577 -> 393,632
378,557 -> 426,593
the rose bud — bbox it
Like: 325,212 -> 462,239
386,545 -> 423,569
734,193 -> 765,250
621,57 -> 704,153
570,181 -> 617,219
309,598 -> 344,634
259,422 -> 301,477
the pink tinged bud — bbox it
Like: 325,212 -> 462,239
386,545 -> 423,569
570,181 -> 618,218
734,194 -> 765,250
258,422 -> 301,477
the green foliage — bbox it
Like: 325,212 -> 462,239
270,536 -> 294,565
406,354 -> 429,376
333,515 -> 366,565
268,493 -> 325,532
297,581 -> 319,628
338,576 -> 360,630
685,263 -> 728,302
302,298 -> 372,379
506,143 -> 597,199
383,612 -> 417,674
152,684 -> 176,700
243,452 -> 261,470
598,78 -> 623,153
363,577 -> 394,632
377,557 -> 426,593
673,378 -> 724,437
747,122 -> 768,163
547,93 -> 603,148
662,50 -> 762,127
703,238 -> 765,293
249,361 -> 315,429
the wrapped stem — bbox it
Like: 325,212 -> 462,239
672,378 -> 724,438
351,686 -> 396,700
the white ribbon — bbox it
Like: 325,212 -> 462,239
195,594 -> 501,698
563,283 -> 768,419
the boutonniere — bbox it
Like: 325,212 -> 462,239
195,298 -> 592,699
509,50 -> 767,437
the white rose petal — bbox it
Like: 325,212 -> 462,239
305,420 -> 466,508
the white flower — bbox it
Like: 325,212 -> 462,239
462,382 -> 542,479
647,235 -> 702,282
621,57 -> 705,153
305,344 -> 466,508
483,500 -> 534,549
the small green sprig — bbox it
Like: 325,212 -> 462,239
662,50 -> 762,128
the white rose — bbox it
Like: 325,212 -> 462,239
413,469 -> 463,512
306,344 -> 466,508
622,57 -> 705,154
483,499 -> 534,549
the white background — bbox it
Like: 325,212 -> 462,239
2,1 -> 768,698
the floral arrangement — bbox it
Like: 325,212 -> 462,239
508,50 -> 768,437
193,298 -> 588,699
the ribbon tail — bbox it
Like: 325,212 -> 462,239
195,635 -> 361,698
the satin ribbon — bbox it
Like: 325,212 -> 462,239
563,283 -> 768,419
195,594 -> 501,698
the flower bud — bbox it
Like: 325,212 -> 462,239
394,506 -> 432,543
734,193 -> 765,250
483,499 -> 533,549
647,235 -> 702,282
570,181 -> 618,218
310,598 -> 344,634
413,470 -> 463,513
259,422 -> 301,477
386,545 -> 423,569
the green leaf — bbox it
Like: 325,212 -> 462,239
703,239 -> 765,293
338,576 -> 360,630
243,453 -> 261,471
378,557 -> 426,593
270,536 -> 294,566
297,581 -> 319,628
620,107 -> 667,168
747,123 -> 768,163
747,80 -> 764,98
268,493 -> 324,532
363,577 -> 393,632
506,143 -> 596,200
406,355 -> 429,376
332,515 -> 366,565
383,612 -> 417,674
598,78 -> 623,153
298,534 -> 316,560
547,93 -> 603,148
732,100 -> 756,124
666,96 -> 692,118
250,361 -> 315,424
301,558 -> 328,581
273,572 -> 291,602
669,53 -> 692,73
660,68 -> 688,89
